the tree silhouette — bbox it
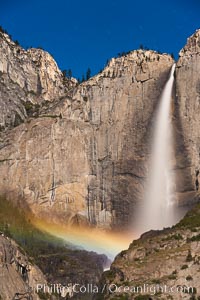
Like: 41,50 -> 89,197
86,68 -> 91,80
67,69 -> 72,78
62,69 -> 73,79
81,74 -> 85,82
62,70 -> 67,78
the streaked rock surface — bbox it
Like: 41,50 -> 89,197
0,29 -> 200,230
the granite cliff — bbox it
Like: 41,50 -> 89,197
0,29 -> 174,230
174,29 -> 200,207
0,234 -> 46,300
0,231 -> 108,300
0,29 -> 200,231
0,31 -> 76,130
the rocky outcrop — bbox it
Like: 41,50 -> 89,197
0,234 -> 46,300
174,29 -> 200,207
0,31 -> 76,130
0,232 -> 108,300
98,204 -> 200,299
0,31 -> 174,229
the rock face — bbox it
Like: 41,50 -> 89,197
0,234 -> 46,300
0,31 -> 76,130
74,53 -> 173,229
0,29 -> 174,229
98,204 -> 200,300
0,29 -> 200,230
174,29 -> 200,207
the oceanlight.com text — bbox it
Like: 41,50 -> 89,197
36,283 -> 195,296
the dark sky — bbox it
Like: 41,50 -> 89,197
0,0 -> 199,79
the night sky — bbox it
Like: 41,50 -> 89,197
0,0 -> 199,79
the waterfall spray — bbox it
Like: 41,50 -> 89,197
136,64 -> 178,235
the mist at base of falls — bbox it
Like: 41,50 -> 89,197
135,64 -> 183,236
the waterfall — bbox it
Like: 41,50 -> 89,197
136,64 -> 179,235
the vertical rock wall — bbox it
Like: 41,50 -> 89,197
0,42 -> 174,229
174,29 -> 200,207
2,29 -> 200,230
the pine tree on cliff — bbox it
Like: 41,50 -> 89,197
81,74 -> 85,82
67,69 -> 72,78
86,68 -> 91,80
